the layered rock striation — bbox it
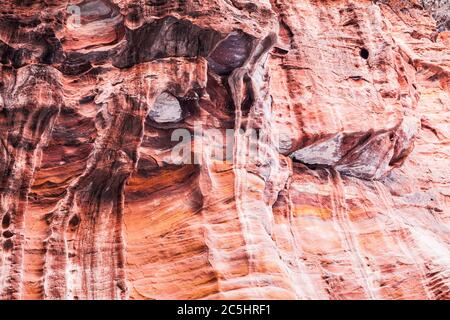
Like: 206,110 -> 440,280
0,0 -> 449,299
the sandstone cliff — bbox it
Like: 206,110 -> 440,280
0,0 -> 449,300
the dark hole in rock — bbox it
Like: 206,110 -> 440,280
69,214 -> 81,227
126,4 -> 142,23
2,230 -> 14,238
3,238 -> 13,250
207,32 -> 254,75
44,212 -> 54,225
14,0 -> 36,6
2,212 -> 11,228
114,16 -> 221,68
59,57 -> 92,76
12,48 -> 28,68
245,3 -> 258,12
149,0 -> 168,4
241,74 -> 254,114
204,73 -> 235,118
179,91 -> 200,117
79,95 -> 95,104
273,47 -> 289,55
360,48 -> 369,59
389,133 -> 395,141
117,280 -> 127,292
428,73 -> 441,82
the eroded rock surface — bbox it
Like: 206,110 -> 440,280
0,0 -> 449,299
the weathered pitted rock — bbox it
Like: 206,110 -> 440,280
290,115 -> 421,179
0,0 -> 449,300
112,16 -> 222,68
61,0 -> 124,51
0,64 -> 63,299
421,0 -> 450,32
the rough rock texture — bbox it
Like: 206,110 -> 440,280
0,0 -> 449,300
421,0 -> 450,32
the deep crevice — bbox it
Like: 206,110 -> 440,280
360,48 -> 369,59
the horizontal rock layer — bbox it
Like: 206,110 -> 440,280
0,0 -> 449,299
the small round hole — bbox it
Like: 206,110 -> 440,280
3,238 -> 13,250
389,133 -> 395,141
69,215 -> 80,228
360,48 -> 369,59
2,230 -> 14,238
2,213 -> 11,229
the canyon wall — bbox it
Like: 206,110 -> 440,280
0,0 -> 449,299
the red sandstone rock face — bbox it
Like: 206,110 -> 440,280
0,0 -> 449,300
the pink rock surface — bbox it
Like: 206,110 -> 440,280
0,0 -> 448,299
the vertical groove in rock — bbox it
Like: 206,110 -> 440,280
42,59 -> 207,299
327,169 -> 377,299
0,65 -> 62,299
